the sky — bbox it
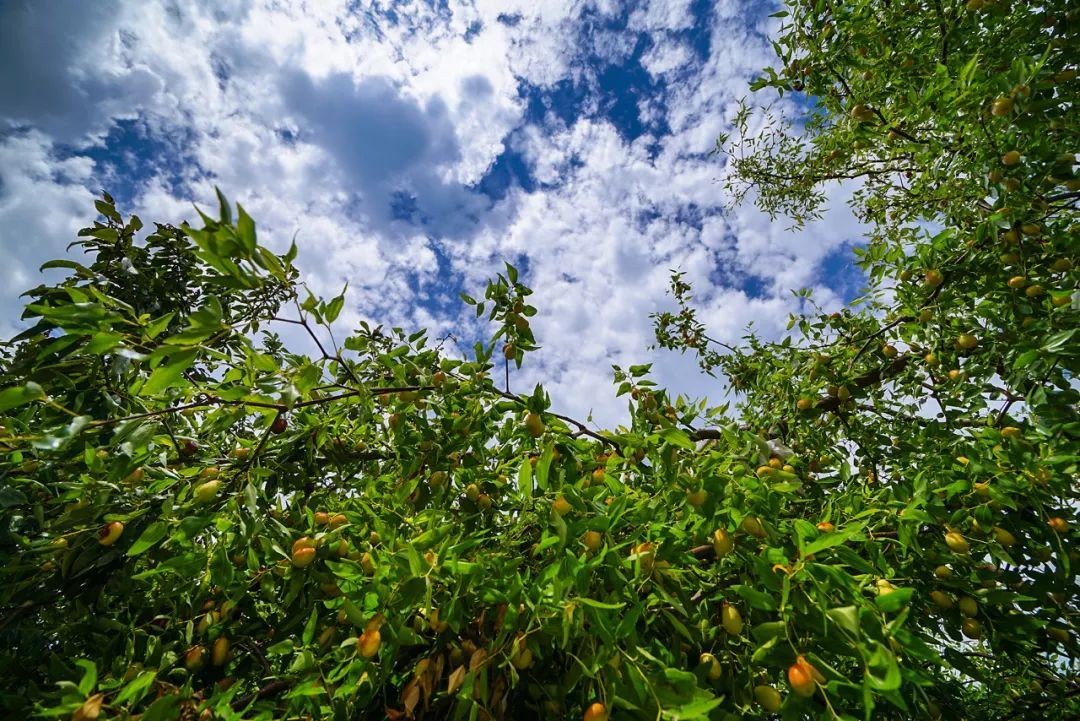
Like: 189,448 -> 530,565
0,0 -> 867,428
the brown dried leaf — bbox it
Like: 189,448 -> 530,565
71,694 -> 104,721
469,647 -> 487,672
418,659 -> 434,704
447,665 -> 466,696
402,679 -> 420,716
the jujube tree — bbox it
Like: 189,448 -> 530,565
1,1 -> 1077,720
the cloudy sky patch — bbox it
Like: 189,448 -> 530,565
0,0 -> 866,426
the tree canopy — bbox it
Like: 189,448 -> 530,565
1,2 -> 1077,720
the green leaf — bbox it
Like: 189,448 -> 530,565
95,199 -> 122,223
517,457 -> 533,501
0,487 -> 28,508
325,287 -> 347,324
83,332 -> 124,355
730,585 -> 777,611
1042,329 -> 1075,354
874,587 -> 914,613
0,382 -> 46,411
128,522 -> 168,556
661,694 -> 724,720
114,670 -> 156,705
236,203 -> 257,253
267,639 -> 295,655
826,606 -> 860,637
803,526 -> 862,556
144,312 -> 175,340
750,621 -> 787,642
396,576 -> 427,609
32,416 -> 91,451
215,187 -> 232,225
751,635 -> 780,664
142,695 -> 182,721
341,599 -> 365,627
865,641 -> 902,691
75,659 -> 97,695
40,259 -> 93,274
535,445 -> 553,492
141,349 -> 198,395
959,53 -> 980,87
657,427 -> 695,450
576,597 -> 625,610
302,605 -> 319,645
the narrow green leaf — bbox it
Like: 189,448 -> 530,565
236,203 -> 257,253
75,659 -> 97,695
576,597 -> 625,610
141,349 -> 198,395
302,606 -> 319,645
215,187 -> 232,225
517,457 -> 533,500
128,522 -> 168,556
114,670 -> 156,705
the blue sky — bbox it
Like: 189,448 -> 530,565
0,0 -> 867,424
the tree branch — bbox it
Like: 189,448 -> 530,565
232,679 -> 292,711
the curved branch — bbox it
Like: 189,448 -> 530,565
232,679 -> 291,711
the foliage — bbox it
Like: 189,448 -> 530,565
0,3 -> 1077,721
655,0 -> 1080,717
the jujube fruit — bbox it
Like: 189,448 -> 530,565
98,521 -> 124,547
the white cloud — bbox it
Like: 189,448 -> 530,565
629,0 -> 696,32
641,41 -> 693,78
0,132 -> 97,337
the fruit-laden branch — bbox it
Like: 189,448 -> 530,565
847,279 -> 946,369
482,381 -> 619,450
83,386 -> 434,429
690,526 -> 902,563
686,355 -> 913,443
76,358 -> 618,457
815,356 -> 911,413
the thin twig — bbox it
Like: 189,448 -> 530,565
242,409 -> 280,472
